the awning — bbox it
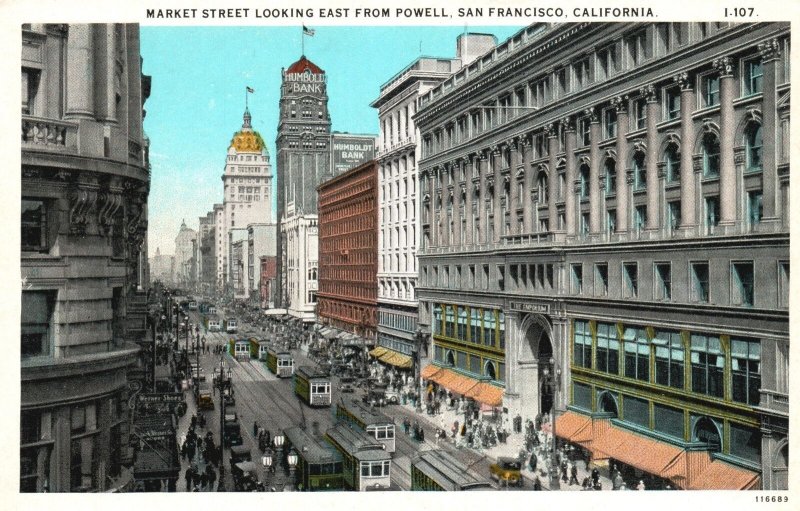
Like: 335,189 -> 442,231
687,460 -> 760,490
380,351 -> 412,369
467,382 -> 504,407
421,364 -> 442,379
554,411 -> 592,444
590,424 -> 687,483
370,347 -> 388,358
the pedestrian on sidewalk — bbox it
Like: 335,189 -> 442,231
206,466 -> 217,491
612,471 -> 623,490
533,477 -> 542,491
253,421 -> 259,437
591,467 -> 600,486
637,480 -> 645,491
184,467 -> 194,490
569,463 -> 579,486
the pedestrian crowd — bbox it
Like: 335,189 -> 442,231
181,413 -> 219,492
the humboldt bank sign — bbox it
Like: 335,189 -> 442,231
283,72 -> 326,94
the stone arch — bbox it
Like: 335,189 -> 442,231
517,313 -> 555,363
658,131 -> 682,154
693,119 -> 722,154
734,108 -> 763,142
772,437 -> 789,467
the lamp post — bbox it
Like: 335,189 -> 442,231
261,449 -> 273,490
216,358 -> 232,491
414,328 -> 426,413
542,357 -> 562,490
287,449 -> 299,490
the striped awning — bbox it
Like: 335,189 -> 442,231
423,366 -> 503,407
379,351 -> 413,369
590,424 -> 687,483
421,364 -> 442,380
687,460 -> 760,490
466,382 -> 503,407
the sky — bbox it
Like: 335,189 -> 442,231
141,25 -> 525,257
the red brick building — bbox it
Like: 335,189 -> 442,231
259,256 -> 277,309
317,160 -> 378,340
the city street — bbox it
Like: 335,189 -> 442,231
172,309 -> 531,491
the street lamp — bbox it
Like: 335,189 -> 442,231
542,357 -> 562,490
215,357 -> 232,491
414,328 -> 427,413
261,449 -> 273,490
287,449 -> 299,490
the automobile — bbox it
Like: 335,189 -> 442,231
229,444 -> 252,470
362,388 -> 387,407
339,376 -> 356,393
224,411 -> 243,446
489,457 -> 523,487
384,388 -> 401,405
223,387 -> 236,407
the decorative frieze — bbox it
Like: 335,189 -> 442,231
712,56 -> 734,77
758,38 -> 781,62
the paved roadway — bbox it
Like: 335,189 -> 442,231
184,310 -> 523,491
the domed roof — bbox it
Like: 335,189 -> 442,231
286,55 -> 324,75
229,108 -> 266,153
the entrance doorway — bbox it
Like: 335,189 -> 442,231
538,334 -> 554,415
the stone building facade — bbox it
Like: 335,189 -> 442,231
416,22 -> 789,489
21,23 -> 151,492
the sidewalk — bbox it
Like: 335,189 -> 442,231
394,399 -> 614,491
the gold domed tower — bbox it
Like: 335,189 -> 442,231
216,108 -> 274,290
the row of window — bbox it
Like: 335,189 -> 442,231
432,344 -> 505,383
381,102 -> 414,150
421,30 -> 786,158
377,334 -> 414,356
381,200 -> 416,226
572,319 -> 761,406
227,154 -> 268,162
317,299 -> 376,324
568,258 -> 788,308
378,278 -> 416,302
571,382 -> 761,465
319,232 -> 376,251
378,310 -> 417,334
379,153 -> 416,182
432,304 -> 506,351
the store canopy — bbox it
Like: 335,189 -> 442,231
379,351 -> 412,369
370,347 -> 388,358
590,424 -> 687,483
421,364 -> 442,380
466,382 -> 504,407
687,460 -> 760,490
554,411 -> 593,444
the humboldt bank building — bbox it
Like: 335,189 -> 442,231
416,22 -> 789,490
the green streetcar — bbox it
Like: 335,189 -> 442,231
294,366 -> 332,407
284,426 -> 343,491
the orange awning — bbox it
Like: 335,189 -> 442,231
590,424 -> 686,481
687,461 -> 760,490
467,382 -> 503,407
554,411 -> 592,444
420,364 -> 441,380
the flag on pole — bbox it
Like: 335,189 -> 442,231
303,25 -> 315,36
246,86 -> 254,93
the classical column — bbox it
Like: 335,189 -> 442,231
643,84 -> 660,229
547,124 -> 559,232
502,311 -> 523,420
478,153 -> 488,244
759,39 -> 781,222
587,108 -> 602,234
438,168 -> 448,246
522,137 -> 534,234
715,56 -> 736,226
611,96 -> 629,233
509,140 -> 520,234
563,118 -> 577,236
429,173 -> 438,247
65,24 -> 95,119
465,156 -> 475,244
453,161 -> 463,245
675,73 -> 697,229
492,147 -> 503,242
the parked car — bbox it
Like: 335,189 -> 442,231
339,376 -> 356,393
489,457 -> 523,487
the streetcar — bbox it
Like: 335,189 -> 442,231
411,450 -> 494,491
188,299 -> 198,311
224,317 -> 238,334
284,426 -> 343,491
335,398 -> 396,453
229,338 -> 251,360
294,366 -> 332,407
203,313 -> 221,332
257,340 -> 271,361
266,347 -> 294,378
324,422 -> 391,491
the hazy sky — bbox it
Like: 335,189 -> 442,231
141,25 -> 524,257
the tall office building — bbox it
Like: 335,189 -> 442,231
416,22 -> 789,489
21,23 -> 151,492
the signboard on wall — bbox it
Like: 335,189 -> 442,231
331,134 -> 376,175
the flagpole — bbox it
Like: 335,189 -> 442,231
301,27 -> 304,56
245,87 -> 248,109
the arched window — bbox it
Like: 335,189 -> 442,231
536,171 -> 548,205
604,159 -> 616,196
702,132 -> 721,177
633,151 -> 646,190
445,350 -> 455,367
664,144 -> 681,183
579,164 -> 590,198
484,360 -> 497,380
745,123 -> 763,172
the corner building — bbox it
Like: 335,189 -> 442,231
21,23 -> 151,491
317,160 -> 379,340
415,22 -> 789,489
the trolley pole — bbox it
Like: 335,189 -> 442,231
217,357 -> 228,491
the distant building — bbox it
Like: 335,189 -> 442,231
260,256 -> 277,309
21,23 -> 150,492
196,210 -> 216,294
149,247 -> 175,285
317,160 -> 379,341
174,219 -> 196,289
247,223 -> 277,305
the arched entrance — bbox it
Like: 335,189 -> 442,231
517,314 -> 557,421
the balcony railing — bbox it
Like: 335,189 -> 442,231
21,115 -> 77,153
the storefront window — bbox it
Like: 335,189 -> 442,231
482,310 -> 495,347
498,312 -> 505,350
623,395 -> 650,428
731,338 -> 761,406
457,306 -> 467,340
432,304 -> 442,335
572,382 -> 592,411
444,305 -> 455,337
653,403 -> 684,439
729,422 -> 761,464
573,320 -> 592,369
470,308 -> 481,344
654,329 -> 684,389
595,322 -> 619,374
